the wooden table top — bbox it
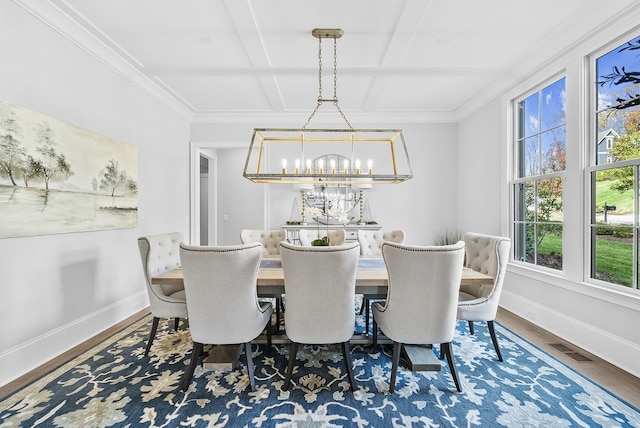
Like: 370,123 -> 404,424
151,257 -> 493,293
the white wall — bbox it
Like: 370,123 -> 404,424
456,16 -> 640,376
217,148 -> 266,244
456,97 -> 505,236
0,3 -> 190,386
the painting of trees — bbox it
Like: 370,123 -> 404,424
0,109 -> 25,186
0,99 -> 137,238
26,122 -> 74,190
99,159 -> 137,197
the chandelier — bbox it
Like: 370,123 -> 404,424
243,28 -> 413,185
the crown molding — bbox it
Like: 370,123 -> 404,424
13,0 -> 193,122
191,110 -> 458,125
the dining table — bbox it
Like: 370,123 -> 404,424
152,257 -> 493,295
152,257 -> 494,372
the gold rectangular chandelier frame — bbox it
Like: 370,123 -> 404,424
243,127 -> 413,185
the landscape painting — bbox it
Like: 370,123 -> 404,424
0,99 -> 138,238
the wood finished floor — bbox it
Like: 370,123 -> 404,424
1,307 -> 639,408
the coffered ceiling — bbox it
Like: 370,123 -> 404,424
19,0 -> 640,123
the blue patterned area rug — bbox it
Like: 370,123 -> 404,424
2,309 -> 639,427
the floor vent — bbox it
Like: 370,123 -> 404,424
548,343 -> 592,362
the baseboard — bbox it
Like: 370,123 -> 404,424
500,289 -> 640,378
0,291 -> 149,388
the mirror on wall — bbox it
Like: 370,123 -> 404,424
292,154 -> 372,225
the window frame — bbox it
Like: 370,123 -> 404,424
585,33 -> 640,290
511,76 -> 567,272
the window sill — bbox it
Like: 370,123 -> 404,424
507,262 -> 640,311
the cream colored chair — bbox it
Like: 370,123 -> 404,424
372,241 -> 465,393
240,229 -> 286,256
138,232 -> 188,357
357,229 -> 405,256
279,241 -> 360,391
179,242 -> 273,392
298,229 -> 346,246
240,229 -> 287,327
457,232 -> 511,362
357,229 -> 405,334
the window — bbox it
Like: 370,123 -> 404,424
589,34 -> 640,289
513,78 -> 566,270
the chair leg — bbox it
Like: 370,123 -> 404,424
364,299 -> 370,335
487,320 -> 503,362
245,342 -> 256,391
276,297 -> 282,330
266,316 -> 273,355
372,319 -> 378,352
389,342 -> 402,393
341,341 -> 357,391
174,317 -> 180,331
441,342 -> 462,392
358,296 -> 367,315
468,320 -> 474,335
181,342 -> 203,392
283,341 -> 298,391
145,317 -> 160,356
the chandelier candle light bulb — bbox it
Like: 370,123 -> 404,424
355,159 -> 361,175
295,159 -> 300,174
343,159 -> 349,174
282,159 -> 287,174
318,159 -> 324,175
306,159 -> 312,174
368,159 -> 373,174
330,159 -> 336,174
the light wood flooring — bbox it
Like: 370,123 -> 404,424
1,307 -> 639,408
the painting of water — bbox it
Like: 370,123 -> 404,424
0,99 -> 137,238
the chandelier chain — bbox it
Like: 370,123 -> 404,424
333,35 -> 352,129
302,32 -> 352,130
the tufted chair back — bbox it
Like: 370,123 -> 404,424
138,232 -> 188,356
357,229 -> 405,256
138,232 -> 187,319
298,229 -> 346,246
459,232 -> 510,315
240,229 -> 286,256
457,232 -> 511,362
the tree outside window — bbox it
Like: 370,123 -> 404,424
591,35 -> 640,288
513,77 -> 566,270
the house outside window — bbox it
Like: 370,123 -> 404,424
589,34 -> 640,289
513,77 -> 566,270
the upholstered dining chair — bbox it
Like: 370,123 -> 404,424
138,232 -> 188,357
372,241 -> 465,393
457,232 -> 511,362
279,241 -> 360,391
240,229 -> 287,327
357,229 -> 405,256
357,229 -> 405,334
240,229 -> 286,256
298,229 -> 346,246
179,242 -> 273,392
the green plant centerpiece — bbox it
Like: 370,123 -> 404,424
312,236 -> 330,246
303,204 -> 349,246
